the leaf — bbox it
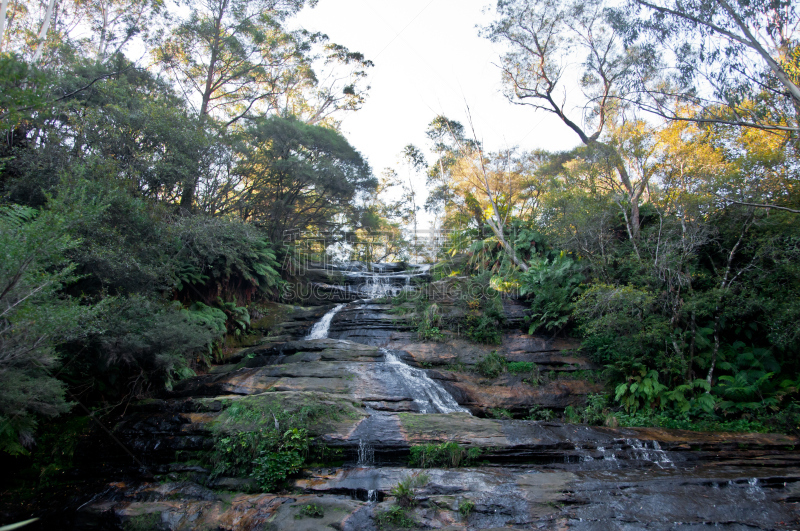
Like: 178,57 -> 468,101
697,393 -> 716,413
0,519 -> 40,531
614,383 -> 629,401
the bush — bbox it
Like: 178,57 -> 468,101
87,297 -> 228,392
208,397 -> 347,491
296,503 -> 324,518
375,505 -> 416,529
520,252 -> 584,335
459,272 -> 505,344
408,442 -> 482,468
458,499 -> 475,518
0,200 -> 103,455
508,361 -> 542,385
172,215 -> 284,303
390,472 -> 430,507
417,303 -> 445,342
527,405 -> 556,421
489,408 -> 513,419
475,351 -> 507,378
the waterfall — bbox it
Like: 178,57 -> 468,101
382,349 -> 470,414
305,304 -> 345,340
625,438 -> 674,467
343,264 -> 430,300
357,438 -> 374,466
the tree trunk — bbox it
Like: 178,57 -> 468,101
0,0 -> 10,51
32,0 -> 56,63
706,313 -> 721,387
180,0 -> 227,210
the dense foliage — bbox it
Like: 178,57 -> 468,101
415,0 -> 800,433
0,0 -> 376,456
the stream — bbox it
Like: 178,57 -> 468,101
66,262 -> 800,530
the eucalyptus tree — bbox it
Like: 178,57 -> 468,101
75,0 -> 167,62
484,0 -> 654,239
611,0 -> 800,133
155,0 -> 373,209
424,115 -> 469,218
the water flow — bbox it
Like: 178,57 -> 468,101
382,349 -> 470,414
345,265 -> 430,300
625,438 -> 674,467
364,273 -> 395,299
357,438 -> 374,466
305,304 -> 345,340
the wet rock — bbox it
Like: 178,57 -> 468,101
65,267 -> 800,531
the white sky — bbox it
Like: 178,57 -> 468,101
292,0 -> 581,228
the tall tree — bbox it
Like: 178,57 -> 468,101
231,116 -> 376,241
612,0 -> 800,132
484,0 -> 652,238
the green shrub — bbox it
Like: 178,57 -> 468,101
508,361 -> 542,385
0,199 -> 103,454
563,406 -> 581,424
527,405 -> 556,421
408,442 -> 482,468
460,272 -> 505,344
520,252 -> 584,335
375,505 -> 416,529
92,296 -> 228,391
390,472 -> 430,508
475,351 -> 507,378
417,303 -> 445,342
613,364 -> 668,413
208,397 -> 348,491
458,499 -> 475,518
489,408 -> 513,419
295,503 -> 324,518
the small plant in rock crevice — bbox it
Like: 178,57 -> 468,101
489,407 -> 513,419
390,471 -> 430,508
458,499 -> 476,518
375,505 -> 416,529
417,303 -> 446,342
295,503 -> 324,519
528,405 -> 557,421
475,350 -> 507,378
507,361 -> 542,386
408,442 -> 482,468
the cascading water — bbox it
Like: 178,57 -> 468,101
305,303 -> 345,340
625,438 -> 674,468
357,438 -> 374,466
381,349 -> 470,414
345,264 -> 431,300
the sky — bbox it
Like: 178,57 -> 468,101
291,0 -> 581,228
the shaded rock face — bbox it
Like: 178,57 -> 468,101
66,266 -> 800,530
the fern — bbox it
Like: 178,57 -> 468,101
520,252 -> 584,334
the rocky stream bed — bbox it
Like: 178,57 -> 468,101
21,264 -> 800,530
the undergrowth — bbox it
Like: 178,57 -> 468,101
408,442 -> 482,468
207,395 -> 353,491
